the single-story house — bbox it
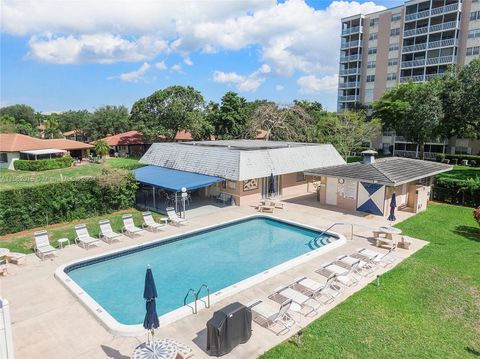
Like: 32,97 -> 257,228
135,140 -> 345,210
304,151 -> 452,217
97,130 -> 195,158
0,133 -> 93,170
63,130 -> 91,143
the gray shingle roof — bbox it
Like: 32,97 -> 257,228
304,157 -> 453,186
140,140 -> 345,181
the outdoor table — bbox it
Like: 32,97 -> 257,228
57,238 -> 70,249
131,339 -> 177,359
0,248 -> 10,258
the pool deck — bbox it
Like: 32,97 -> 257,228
1,194 -> 427,359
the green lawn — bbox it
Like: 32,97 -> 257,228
261,203 -> 480,358
437,165 -> 480,181
0,158 -> 143,191
0,209 -> 164,253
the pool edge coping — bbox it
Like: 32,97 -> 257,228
54,214 -> 346,337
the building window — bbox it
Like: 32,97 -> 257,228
471,11 -> 480,21
366,75 -> 376,82
468,28 -> 480,38
0,153 -> 7,163
390,28 -> 400,36
368,47 -> 377,55
388,58 -> 398,66
391,14 -> 401,22
223,180 -> 236,190
369,18 -> 379,26
369,32 -> 378,41
467,46 -> 480,56
387,73 -> 397,81
296,172 -> 306,182
389,43 -> 400,51
367,61 -> 376,68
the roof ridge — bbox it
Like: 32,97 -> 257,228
371,162 -> 396,183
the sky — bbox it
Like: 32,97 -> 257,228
0,0 -> 404,113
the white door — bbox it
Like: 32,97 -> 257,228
325,177 -> 337,205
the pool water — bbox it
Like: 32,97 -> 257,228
66,217 -> 334,325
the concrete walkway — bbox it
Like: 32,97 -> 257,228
0,196 -> 426,359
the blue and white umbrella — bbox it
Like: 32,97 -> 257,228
143,265 -> 159,341
387,192 -> 397,222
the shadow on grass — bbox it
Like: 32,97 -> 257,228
466,346 -> 480,357
454,225 -> 480,242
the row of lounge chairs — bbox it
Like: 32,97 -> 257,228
33,208 -> 187,260
247,246 -> 397,335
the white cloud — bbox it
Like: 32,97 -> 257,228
27,34 -> 167,64
297,74 -> 338,93
184,57 -> 193,66
154,61 -> 167,70
108,62 -> 151,82
171,63 -> 184,73
275,85 -> 284,91
212,64 -> 271,92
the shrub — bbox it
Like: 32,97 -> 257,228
433,177 -> 480,207
436,153 -> 445,162
0,169 -> 138,235
14,156 -> 73,171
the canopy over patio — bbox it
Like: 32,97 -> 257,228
134,165 -> 224,192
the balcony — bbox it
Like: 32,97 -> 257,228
404,2 -> 461,22
339,67 -> 361,75
402,38 -> 457,53
403,21 -> 459,38
338,95 -> 358,102
403,26 -> 429,38
340,54 -> 361,62
400,73 -> 444,83
340,40 -> 362,49
338,81 -> 360,89
401,55 -> 456,68
342,26 -> 363,36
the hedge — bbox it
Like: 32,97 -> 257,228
0,170 -> 138,235
433,177 -> 480,207
436,153 -> 480,166
14,156 -> 73,171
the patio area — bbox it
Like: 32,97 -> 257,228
0,201 -> 425,359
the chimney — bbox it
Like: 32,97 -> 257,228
361,150 -> 377,164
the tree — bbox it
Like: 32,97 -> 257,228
94,139 -> 110,159
316,110 -> 381,160
43,116 -> 62,139
373,81 -> 444,159
211,92 -> 249,139
439,59 -> 480,138
88,105 -> 130,139
0,104 -> 38,136
248,103 -> 313,141
58,110 -> 92,134
130,86 -> 206,141
0,115 -> 16,133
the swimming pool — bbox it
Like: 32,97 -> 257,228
56,215 -> 345,335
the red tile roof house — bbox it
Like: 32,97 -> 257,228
96,130 -> 194,158
0,133 -> 93,170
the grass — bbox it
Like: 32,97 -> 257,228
0,158 -> 143,191
260,203 -> 480,358
437,165 -> 480,181
0,209 -> 164,254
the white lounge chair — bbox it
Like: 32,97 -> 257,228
142,212 -> 165,232
292,275 -> 341,303
34,230 -> 58,260
122,214 -> 145,237
358,245 -> 398,268
166,207 -> 187,226
270,286 -> 322,317
99,219 -> 123,243
337,254 -> 376,277
335,261 -> 360,287
317,261 -> 360,287
74,224 -> 101,249
248,299 -> 296,335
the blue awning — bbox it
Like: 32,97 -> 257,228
134,165 -> 224,192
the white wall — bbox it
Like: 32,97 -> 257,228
0,298 -> 14,359
0,153 -> 20,170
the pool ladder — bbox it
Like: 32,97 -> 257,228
315,222 -> 354,242
183,284 -> 210,314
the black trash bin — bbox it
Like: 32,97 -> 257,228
206,302 -> 252,356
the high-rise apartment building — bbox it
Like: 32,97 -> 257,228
338,0 -> 480,156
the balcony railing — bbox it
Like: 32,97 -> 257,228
339,67 -> 361,75
402,38 -> 457,53
403,26 -> 429,38
338,95 -> 358,102
401,55 -> 456,68
340,54 -> 361,62
404,2 -> 461,22
342,26 -> 363,36
340,40 -> 362,49
400,73 -> 444,83
338,81 -> 360,89
403,21 -> 459,38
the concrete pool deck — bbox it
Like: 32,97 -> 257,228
0,194 -> 427,359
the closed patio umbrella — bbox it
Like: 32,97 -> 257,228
268,173 -> 275,197
387,192 -> 397,222
143,265 -> 159,343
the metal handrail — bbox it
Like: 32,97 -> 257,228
196,284 -> 210,309
315,222 -> 354,242
183,288 -> 198,314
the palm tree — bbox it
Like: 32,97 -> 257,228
94,139 -> 110,161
